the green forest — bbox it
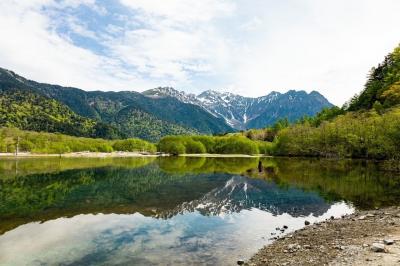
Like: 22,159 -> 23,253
266,44 -> 400,161
0,88 -> 122,139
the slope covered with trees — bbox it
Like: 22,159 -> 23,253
0,68 -> 233,141
239,44 -> 400,166
348,45 -> 400,111
0,88 -> 121,139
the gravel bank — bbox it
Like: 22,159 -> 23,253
247,207 -> 400,266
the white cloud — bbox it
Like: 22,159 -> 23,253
0,0 -> 399,105
119,0 -> 235,24
0,0 -> 156,91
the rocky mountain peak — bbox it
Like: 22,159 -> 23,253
143,87 -> 333,129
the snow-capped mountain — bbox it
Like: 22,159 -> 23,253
143,87 -> 334,130
157,175 -> 331,218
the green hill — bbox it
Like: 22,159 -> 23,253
348,44 -> 400,111
0,88 -> 121,139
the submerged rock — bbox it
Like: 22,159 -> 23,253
237,259 -> 245,265
305,220 -> 310,225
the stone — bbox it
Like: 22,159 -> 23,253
283,225 -> 288,229
371,243 -> 386,253
366,213 -> 375,217
358,215 -> 366,220
330,216 -> 335,220
303,245 -> 311,249
384,239 -> 394,245
237,259 -> 245,265
363,244 -> 369,248
305,220 -> 310,225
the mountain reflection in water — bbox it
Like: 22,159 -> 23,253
0,157 -> 399,265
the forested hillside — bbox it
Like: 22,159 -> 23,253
240,44 -> 400,164
0,88 -> 121,139
348,45 -> 400,111
0,68 -> 232,141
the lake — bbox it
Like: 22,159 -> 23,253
0,156 -> 400,265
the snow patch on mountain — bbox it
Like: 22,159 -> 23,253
143,87 -> 333,130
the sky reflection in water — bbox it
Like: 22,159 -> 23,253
1,157 -> 398,265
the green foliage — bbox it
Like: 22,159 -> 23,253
0,127 -> 156,154
0,89 -> 122,139
112,138 -> 157,153
274,108 -> 400,160
185,139 -> 206,154
158,136 -> 207,155
158,137 -> 186,155
213,136 -> 259,155
114,108 -> 198,142
191,135 -> 216,153
348,44 -> 400,111
255,141 -> 275,154
158,135 -> 261,155
158,156 -> 259,174
298,107 -> 346,127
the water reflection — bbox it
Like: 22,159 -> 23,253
0,157 -> 399,265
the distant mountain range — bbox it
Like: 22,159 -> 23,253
144,87 -> 333,130
0,67 -> 333,140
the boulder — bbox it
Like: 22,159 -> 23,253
384,239 -> 394,245
371,243 -> 386,253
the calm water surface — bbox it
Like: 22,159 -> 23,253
0,157 -> 399,265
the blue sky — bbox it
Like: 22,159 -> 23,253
0,0 -> 399,105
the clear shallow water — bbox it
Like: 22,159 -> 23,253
0,157 -> 399,265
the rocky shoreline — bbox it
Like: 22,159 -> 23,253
246,207 -> 400,266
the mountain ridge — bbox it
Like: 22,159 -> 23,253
0,68 -> 232,141
0,67 -> 333,138
144,87 -> 334,129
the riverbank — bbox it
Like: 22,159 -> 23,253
180,153 -> 271,158
0,152 -> 165,158
247,207 -> 400,265
0,152 -> 272,158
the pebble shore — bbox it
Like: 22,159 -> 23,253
246,207 -> 400,266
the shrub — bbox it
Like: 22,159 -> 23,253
184,139 -> 206,154
158,140 -> 186,155
256,141 -> 275,155
192,136 -> 216,153
214,136 -> 259,155
113,138 -> 156,153
0,127 -> 156,154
